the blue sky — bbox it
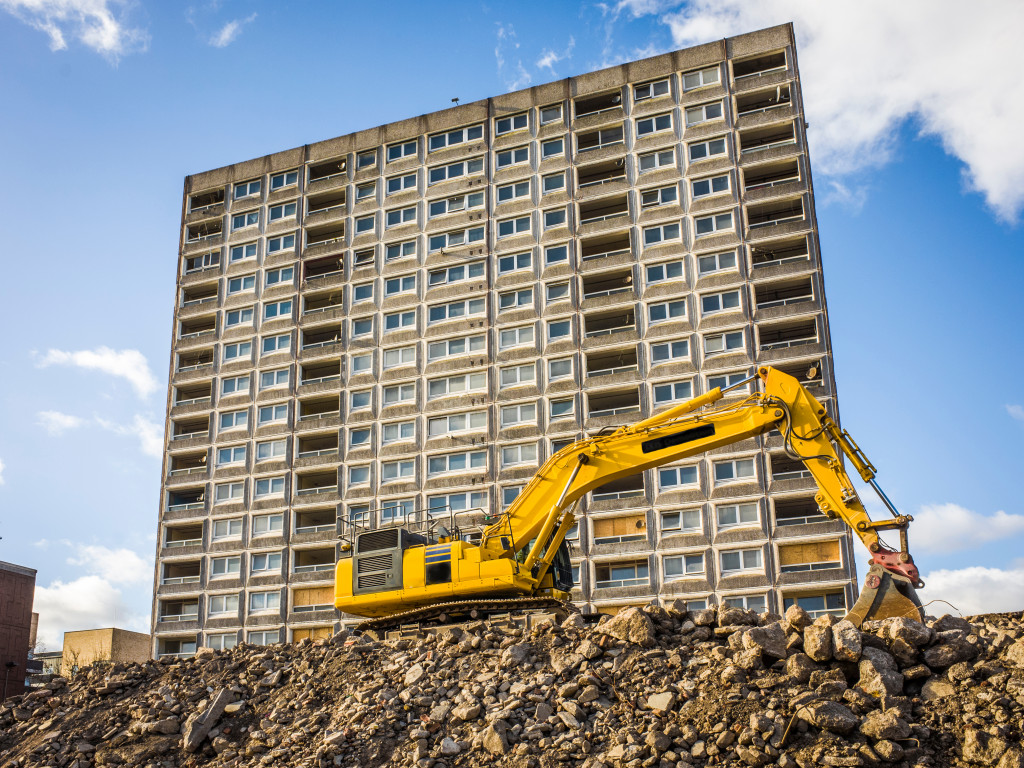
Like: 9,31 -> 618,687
1,0 -> 1021,647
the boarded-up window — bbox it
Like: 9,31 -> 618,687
592,514 -> 647,544
292,626 -> 332,642
293,586 -> 334,612
778,540 -> 840,572
598,603 -> 648,616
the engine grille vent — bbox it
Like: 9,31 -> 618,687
358,528 -> 399,553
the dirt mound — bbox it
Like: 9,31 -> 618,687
3,605 -> 1023,768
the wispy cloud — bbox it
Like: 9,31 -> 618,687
911,503 -> 1024,554
821,180 -> 868,213
536,36 -> 575,74
36,346 -> 157,399
0,0 -> 149,61
67,543 -> 151,585
209,11 -> 256,47
495,22 -> 532,92
96,414 -> 163,457
38,410 -> 86,435
1006,404 -> 1024,424
0,457 -> 5,486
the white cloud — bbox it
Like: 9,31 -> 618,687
0,457 -> 5,486
37,410 -> 85,435
66,543 -> 151,585
1006,404 -> 1024,424
209,12 -> 256,48
495,22 -> 531,92
613,0 -> 1024,222
0,0 -> 149,60
33,575 -> 149,649
537,36 -> 575,73
919,566 -> 1024,617
96,414 -> 163,457
911,503 -> 1024,554
36,347 -> 158,399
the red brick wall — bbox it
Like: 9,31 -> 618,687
0,567 -> 35,699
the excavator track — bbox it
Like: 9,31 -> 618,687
355,596 -> 571,636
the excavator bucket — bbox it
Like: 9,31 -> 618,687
845,564 -> 925,627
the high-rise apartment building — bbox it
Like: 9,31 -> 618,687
153,23 -> 857,657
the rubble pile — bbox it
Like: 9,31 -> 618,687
2,605 -> 1024,768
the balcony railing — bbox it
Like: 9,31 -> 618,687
186,232 -> 221,244
296,485 -> 338,496
589,404 -> 640,418
588,364 -> 638,378
741,138 -> 797,156
760,335 -> 817,351
583,286 -> 632,300
773,469 -> 813,481
174,396 -> 212,407
176,362 -> 214,373
776,514 -> 824,527
585,324 -> 634,338
582,248 -> 629,262
164,538 -> 202,548
181,296 -> 216,308
295,524 -> 335,534
299,410 -> 340,422
179,329 -> 215,340
304,269 -> 345,284
749,213 -> 804,230
580,210 -> 628,225
302,338 -> 342,350
745,173 -> 799,191
591,489 -> 645,502
293,563 -> 334,573
167,501 -> 204,512
594,576 -> 649,589
301,374 -> 341,386
159,611 -> 199,622
298,448 -> 339,459
303,304 -> 343,316
172,431 -> 207,441
737,100 -> 791,117
579,174 -> 625,189
161,575 -> 201,586
756,294 -> 812,310
169,467 -> 206,477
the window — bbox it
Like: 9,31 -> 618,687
648,300 -> 686,324
349,428 -> 370,447
636,113 -> 672,136
383,382 -> 416,404
549,398 -> 574,419
268,171 -> 297,192
428,124 -> 483,151
499,325 -> 534,350
651,340 -> 688,363
428,226 -> 484,252
546,282 -> 569,302
544,208 -> 566,229
541,138 -> 563,159
545,244 -> 568,265
382,460 -> 416,482
428,450 -> 486,476
428,334 -> 485,361
185,251 -> 219,272
219,410 -> 247,430
382,420 -> 416,444
729,594 -> 766,612
708,371 -> 750,391
350,389 -> 371,410
500,363 -> 535,388
664,554 -> 705,579
427,372 -> 486,399
348,465 -> 369,485
208,632 -> 237,651
496,145 -> 529,168
427,491 -> 487,517
500,402 -> 536,427
714,459 -> 756,484
643,222 -> 680,246
383,345 -> 416,368
689,138 -> 727,162
350,353 -> 372,374
264,300 -> 292,320
783,592 -> 846,619
428,411 -> 486,437
548,358 -> 573,380
717,502 -> 759,527
683,65 -> 719,91
354,249 -> 374,268
540,104 -> 562,124
387,173 -> 416,195
641,186 -> 678,208
496,112 -> 528,134
698,251 -> 737,274
498,251 -> 531,274
498,215 -> 531,238
594,561 -> 649,588
428,297 -> 485,323
702,290 -> 741,314
720,548 -> 762,573
685,102 -> 724,126
497,180 -> 530,203
225,307 -> 253,327
249,590 -> 280,611
639,149 -> 674,172
387,140 -> 417,162
231,211 -> 258,230
355,181 -> 375,200
267,234 -> 295,254
355,214 -> 375,234
356,150 -> 376,168
262,334 -> 291,355
260,369 -> 289,390
269,202 -> 297,221
428,156 -> 484,184
634,79 -> 669,101
386,206 -> 416,228
542,172 -> 565,194
252,552 -> 283,573
659,466 -> 698,489
429,192 -> 484,218
227,274 -> 255,295
695,211 -> 734,236
214,482 -> 244,503
385,240 -> 416,262
211,556 -> 240,578
378,498 -> 414,523
502,486 -> 523,509
499,288 -> 533,311
256,440 -> 286,461
234,179 -> 261,199
223,341 -> 251,361
258,403 -> 288,424
216,448 -> 245,466
501,443 -> 537,468
661,509 -> 701,533
547,319 -> 571,340
265,266 -> 293,286
646,260 -> 683,283
221,375 -> 249,395
352,317 -> 373,337
383,310 -> 415,331
346,504 -> 370,526
653,381 -> 692,405
230,242 -> 257,263
428,261 -> 484,286
252,514 -> 283,536
254,476 -> 285,497
704,330 -> 744,356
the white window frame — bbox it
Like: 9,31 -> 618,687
542,172 -> 565,194
428,124 -> 483,152
653,380 -> 693,405
427,156 -> 484,185
716,501 -> 759,528
683,65 -> 720,91
227,274 -> 256,295
428,226 -> 485,253
429,192 -> 484,218
688,137 -> 727,163
230,242 -> 257,262
382,382 -> 416,405
660,509 -> 702,533
541,138 -> 564,159
427,334 -> 485,361
214,482 -> 244,504
658,465 -> 699,490
495,112 -> 528,135
713,459 -> 756,485
266,234 -> 295,254
387,173 -> 417,195
265,266 -> 294,287
382,420 -> 416,444
498,215 -> 531,238
258,403 -> 288,424
645,259 -> 683,284
383,345 -> 416,369
270,171 -> 297,191
499,325 -> 534,349
269,201 -> 297,222
255,476 -> 286,498
427,372 -> 487,400
695,211 -> 735,236
634,79 -> 670,101
636,112 -> 672,136
697,250 -> 738,274
259,368 -> 289,390
210,556 -> 240,579
252,514 -> 283,536
701,289 -> 741,315
497,180 -> 531,203
500,402 -> 536,427
663,553 -> 705,580
643,222 -> 681,246
427,411 -> 486,437
499,363 -> 536,389
651,340 -> 689,363
704,330 -> 745,356
638,149 -> 674,172
387,139 -> 417,162
720,548 -> 763,574
501,442 -> 538,468
381,459 -> 416,483
648,300 -> 686,324
428,261 -> 485,287
256,440 -> 286,462
496,145 -> 529,169
427,450 -> 486,477
385,206 -> 416,228
685,101 -> 724,126
428,297 -> 486,324
383,309 -> 416,332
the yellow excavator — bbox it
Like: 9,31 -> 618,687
335,366 -> 924,631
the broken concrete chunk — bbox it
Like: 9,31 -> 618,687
858,646 -> 904,697
860,710 -> 911,741
804,623 -> 834,662
831,620 -> 862,662
742,622 -> 788,660
596,607 -> 655,647
800,700 -> 859,735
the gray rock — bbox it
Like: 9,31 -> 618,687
742,622 -> 788,660
882,617 -> 932,647
924,633 -> 979,668
1004,640 -> 1024,668
149,717 -> 179,735
647,692 -> 676,712
578,685 -> 600,703
932,615 -> 973,633
452,702 -> 481,721
718,605 -> 758,626
597,607 -> 656,647
804,623 -> 833,662
859,710 -> 911,741
481,722 -> 509,755
183,689 -> 234,752
963,728 -> 1008,765
785,604 -> 813,630
501,643 -> 531,666
578,640 -> 603,660
874,740 -> 904,762
691,609 -> 716,626
785,653 -> 818,684
858,646 -> 904,697
831,620 -> 862,662
439,737 -> 461,756
800,700 -> 859,735
998,750 -> 1024,768
535,702 -> 553,721
920,678 -> 955,701
404,664 -> 427,687
558,710 -> 581,729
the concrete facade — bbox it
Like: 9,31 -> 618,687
61,628 -> 152,676
153,23 -> 857,657
0,561 -> 36,698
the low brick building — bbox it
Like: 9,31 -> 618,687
0,561 -> 36,698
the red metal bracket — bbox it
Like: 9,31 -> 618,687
870,548 -> 922,587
